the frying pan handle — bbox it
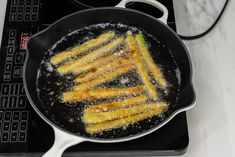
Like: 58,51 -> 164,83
43,126 -> 85,157
116,0 -> 168,24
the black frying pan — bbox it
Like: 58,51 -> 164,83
24,0 -> 195,156
68,0 -> 124,8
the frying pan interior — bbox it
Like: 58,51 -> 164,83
25,8 -> 195,140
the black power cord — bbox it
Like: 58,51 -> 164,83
178,0 -> 229,40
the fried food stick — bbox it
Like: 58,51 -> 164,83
73,64 -> 134,91
63,86 -> 144,102
50,31 -> 115,65
74,57 -> 133,83
126,33 -> 158,100
84,95 -> 148,114
136,33 -> 167,88
85,102 -> 167,134
83,103 -> 165,124
71,48 -> 129,75
57,37 -> 124,75
70,51 -> 120,75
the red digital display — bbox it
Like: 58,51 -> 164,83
20,33 -> 30,50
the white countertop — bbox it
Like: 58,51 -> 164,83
0,0 -> 235,156
173,0 -> 235,157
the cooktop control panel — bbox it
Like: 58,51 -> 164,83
9,0 -> 39,22
0,0 -> 40,151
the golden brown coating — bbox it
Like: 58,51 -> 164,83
70,51 -> 120,75
57,37 -> 124,75
83,103 -> 166,124
73,64 -> 134,91
85,102 -> 167,134
84,95 -> 148,114
126,33 -> 158,100
74,57 -> 133,83
135,33 -> 167,88
63,86 -> 144,102
50,31 -> 115,65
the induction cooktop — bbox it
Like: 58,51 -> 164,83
0,0 -> 189,156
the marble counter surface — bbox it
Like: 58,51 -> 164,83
173,0 -> 235,157
0,0 -> 235,156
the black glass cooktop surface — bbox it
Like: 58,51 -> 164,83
0,0 -> 189,156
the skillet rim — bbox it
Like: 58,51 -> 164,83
23,7 -> 196,142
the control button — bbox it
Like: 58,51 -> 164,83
4,111 -> 12,121
12,111 -> 20,120
0,97 -> 8,108
8,39 -> 15,45
8,47 -> 14,54
19,0 -> 24,5
19,84 -> 25,95
9,30 -> 16,37
18,96 -> 26,108
11,7 -> 17,13
26,0 -> 31,5
18,6 -> 24,13
0,112 -> 3,120
12,122 -> 19,131
32,7 -> 38,13
24,14 -> 30,21
11,0 -> 17,6
9,14 -> 16,21
13,111 -> 20,120
1,132 -> 9,143
13,66 -> 22,78
6,54 -> 13,63
20,121 -> 27,131
3,73 -> 11,81
33,0 -> 39,5
5,63 -> 12,72
21,111 -> 28,121
1,84 -> 10,95
10,132 -> 18,142
3,122 -> 10,131
19,132 -> 26,142
17,14 -> 23,21
25,7 -> 31,13
10,84 -> 19,95
32,14 -> 37,21
9,96 -> 17,108
15,53 -> 25,64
